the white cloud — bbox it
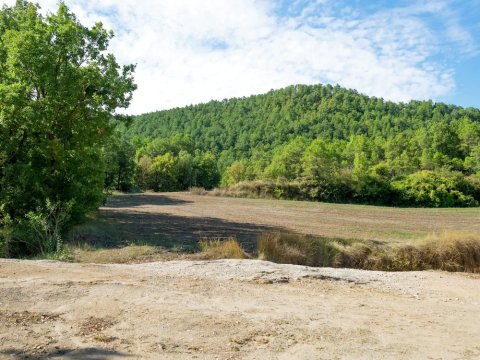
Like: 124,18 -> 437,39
1,0 -> 475,114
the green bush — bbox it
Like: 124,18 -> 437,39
391,170 -> 479,207
0,200 -> 72,258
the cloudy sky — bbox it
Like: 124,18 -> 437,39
2,0 -> 479,114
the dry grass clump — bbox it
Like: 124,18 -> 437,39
417,232 -> 480,272
257,231 -> 480,273
189,186 -> 208,195
198,237 -> 248,260
209,188 -> 232,197
258,233 -> 344,267
79,316 -> 117,343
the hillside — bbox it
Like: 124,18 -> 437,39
113,84 -> 480,207
122,84 -> 480,159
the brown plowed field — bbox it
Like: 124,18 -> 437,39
98,192 -> 480,250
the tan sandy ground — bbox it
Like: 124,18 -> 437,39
1,259 -> 479,360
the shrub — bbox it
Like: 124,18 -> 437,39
212,179 -> 353,203
1,200 -> 72,258
391,170 -> 479,207
464,175 -> 480,200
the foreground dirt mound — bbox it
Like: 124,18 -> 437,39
1,259 -> 479,359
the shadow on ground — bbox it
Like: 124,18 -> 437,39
103,193 -> 192,208
71,194 -> 285,252
0,347 -> 132,360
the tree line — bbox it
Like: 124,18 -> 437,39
115,84 -> 480,207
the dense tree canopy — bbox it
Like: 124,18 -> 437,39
0,1 -> 136,256
120,84 -> 480,207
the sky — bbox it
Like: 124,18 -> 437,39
1,0 -> 479,115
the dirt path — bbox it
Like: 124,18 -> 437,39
98,193 -> 480,251
1,259 -> 479,359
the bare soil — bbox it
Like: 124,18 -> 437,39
1,259 -> 479,359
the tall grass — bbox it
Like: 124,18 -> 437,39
198,237 -> 248,260
258,233 -> 343,267
258,232 -> 480,273
419,232 -> 480,272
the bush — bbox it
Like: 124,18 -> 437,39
391,170 -> 479,207
464,175 -> 480,200
214,178 -> 354,203
0,200 -> 72,258
210,169 -> 480,207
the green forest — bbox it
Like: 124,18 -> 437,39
116,84 -> 480,208
1,1 -> 480,259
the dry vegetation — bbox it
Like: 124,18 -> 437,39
68,244 -> 180,264
258,231 -> 480,273
0,310 -> 61,327
198,237 -> 248,260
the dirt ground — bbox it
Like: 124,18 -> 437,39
1,259 -> 479,359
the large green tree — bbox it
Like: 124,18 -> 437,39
0,1 -> 136,254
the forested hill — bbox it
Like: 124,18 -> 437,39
122,84 -> 480,167
116,83 -> 480,207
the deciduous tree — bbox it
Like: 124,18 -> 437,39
0,1 -> 136,255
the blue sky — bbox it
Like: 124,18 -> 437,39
275,0 -> 480,108
2,0 -> 479,113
